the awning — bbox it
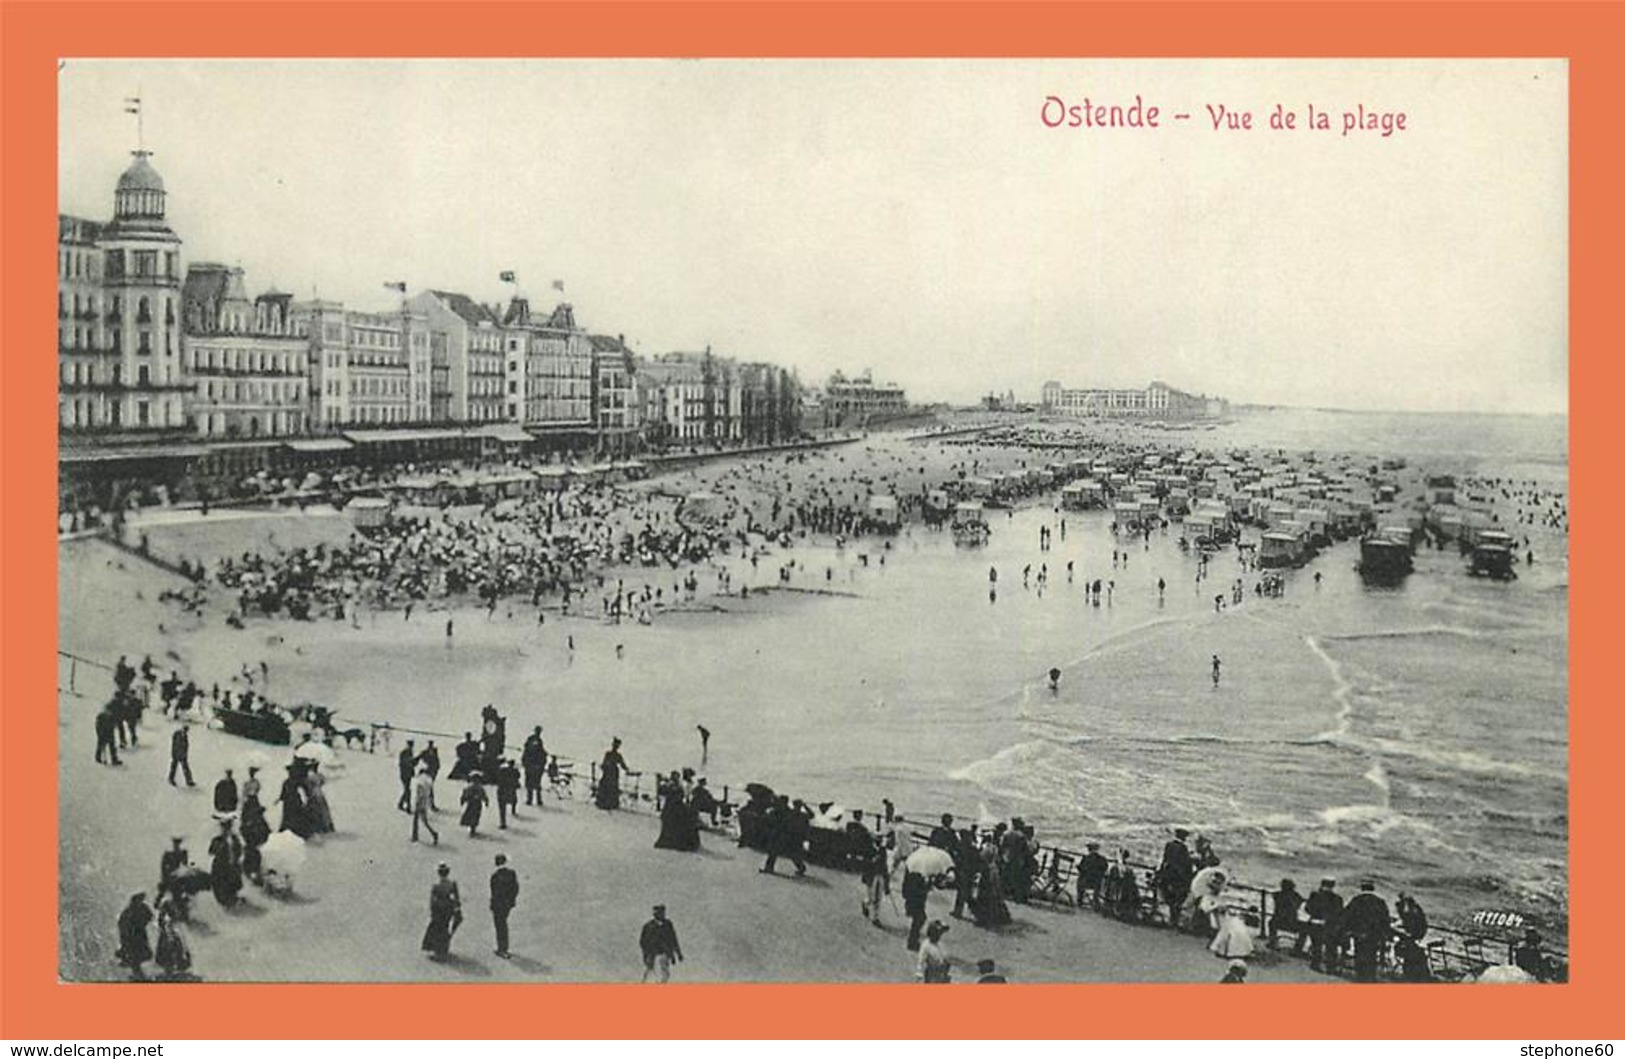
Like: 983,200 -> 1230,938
523,421 -> 594,434
342,428 -> 468,444
470,424 -> 534,443
284,437 -> 355,453
60,444 -> 209,464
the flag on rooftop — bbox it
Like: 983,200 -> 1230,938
552,279 -> 565,292
384,281 -> 407,292
499,271 -> 516,283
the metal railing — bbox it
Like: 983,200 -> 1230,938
57,646 -> 1566,981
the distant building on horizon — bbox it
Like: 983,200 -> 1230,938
1039,379 -> 1228,420
823,369 -> 906,428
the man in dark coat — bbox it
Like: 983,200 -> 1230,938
397,740 -> 417,812
1077,842 -> 1110,911
114,655 -> 136,694
489,854 -> 519,958
521,727 -> 547,806
1341,880 -> 1392,983
213,769 -> 239,815
1304,877 -> 1345,974
112,689 -> 139,747
928,813 -> 958,851
1156,828 -> 1195,929
1269,878 -> 1306,952
759,795 -> 807,876
639,904 -> 683,983
494,759 -> 521,829
168,725 -> 195,787
157,837 -> 190,910
902,869 -> 930,951
94,705 -> 122,766
116,892 -> 153,980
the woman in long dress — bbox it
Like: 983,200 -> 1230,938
459,776 -> 488,836
208,823 -> 244,907
420,864 -> 461,961
277,765 -> 311,838
654,786 -> 701,851
305,762 -> 334,834
1210,906 -> 1256,960
154,900 -> 194,980
239,794 -> 270,884
595,738 -> 630,811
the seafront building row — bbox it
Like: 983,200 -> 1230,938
60,148 -> 913,459
1040,379 -> 1229,420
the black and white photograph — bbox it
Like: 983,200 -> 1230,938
55,59 -> 1567,985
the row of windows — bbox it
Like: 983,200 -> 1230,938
59,361 -> 174,387
199,379 -> 305,404
58,292 -> 172,324
351,328 -> 402,350
58,326 -> 174,356
59,247 -> 99,282
189,347 -> 305,374
103,249 -> 180,282
60,394 -> 180,429
351,376 -> 408,397
521,379 -> 594,398
347,405 -> 409,425
198,411 -> 305,438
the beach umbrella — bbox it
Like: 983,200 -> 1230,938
905,846 -> 955,878
260,831 -> 307,879
1475,964 -> 1536,984
294,741 -> 336,767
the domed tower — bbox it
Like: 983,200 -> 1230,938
100,149 -> 186,432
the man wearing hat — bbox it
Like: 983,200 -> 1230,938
397,739 -> 417,812
168,724 -> 195,787
915,919 -> 952,983
213,768 -> 239,815
157,836 -> 190,907
489,854 -> 519,958
1304,877 -> 1345,974
1077,842 -> 1110,911
1220,959 -> 1248,984
975,958 -> 1007,984
1341,879 -> 1392,982
639,904 -> 683,983
1512,928 -> 1551,982
1156,828 -> 1195,929
521,727 -> 547,807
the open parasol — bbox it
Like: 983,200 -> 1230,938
904,846 -> 955,878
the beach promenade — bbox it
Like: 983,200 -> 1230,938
58,678 -> 1322,984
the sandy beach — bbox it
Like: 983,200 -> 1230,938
57,556 -> 1321,983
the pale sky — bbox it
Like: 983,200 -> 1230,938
58,59 -> 1567,414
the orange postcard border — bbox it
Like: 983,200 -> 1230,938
2,0 -> 1618,1041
